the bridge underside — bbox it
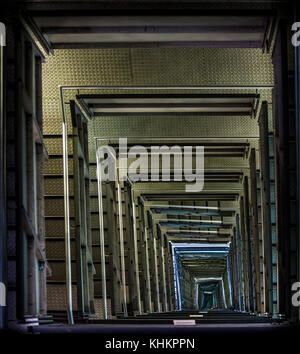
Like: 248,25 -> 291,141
1,0 -> 300,336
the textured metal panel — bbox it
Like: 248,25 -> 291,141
43,49 -> 273,94
47,284 -> 77,311
45,218 -> 75,238
44,158 -> 73,175
46,240 -> 76,259
44,177 -> 74,196
89,181 -> 98,195
89,165 -> 97,179
130,48 -> 273,86
90,197 -> 101,212
44,137 -> 73,155
42,47 -> 273,135
91,114 -> 259,140
45,198 -> 75,217
94,298 -> 112,319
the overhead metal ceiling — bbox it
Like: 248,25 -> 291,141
29,14 -> 271,49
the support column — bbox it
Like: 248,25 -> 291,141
26,115 -> 37,316
73,127 -> 84,316
138,203 -> 152,313
157,227 -> 168,312
106,182 -> 121,315
124,184 -> 141,315
239,197 -> 250,311
149,226 -> 160,312
249,149 -> 262,312
243,176 -> 255,312
259,101 -> 275,314
236,214 -> 245,311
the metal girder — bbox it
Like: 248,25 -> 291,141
243,176 -> 255,312
138,202 -> 152,313
124,183 -> 142,315
30,14 -> 269,49
105,182 -> 121,316
71,107 -> 85,316
159,234 -> 169,312
249,148 -> 262,312
78,93 -> 257,116
239,196 -> 250,311
116,178 -> 128,316
70,101 -> 96,318
235,214 -> 245,311
258,101 -> 275,314
147,220 -> 161,313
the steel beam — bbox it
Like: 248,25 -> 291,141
106,183 -> 121,316
124,184 -> 142,315
249,149 -> 262,312
96,151 -> 108,319
138,202 -> 152,313
116,178 -> 128,317
258,101 -> 274,314
72,117 -> 85,316
243,176 -> 255,312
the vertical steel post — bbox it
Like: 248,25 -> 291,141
131,192 -> 142,315
152,236 -> 161,312
244,176 -> 255,311
249,149 -> 262,312
96,149 -> 108,319
60,87 -> 74,325
143,226 -> 152,313
258,102 -> 274,314
160,238 -> 168,312
236,214 -> 245,311
116,175 -> 128,316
